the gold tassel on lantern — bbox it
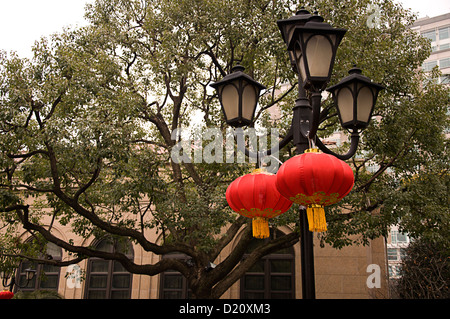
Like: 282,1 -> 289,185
306,204 -> 327,232
252,217 -> 270,239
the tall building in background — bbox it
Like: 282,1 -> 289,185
385,11 -> 450,289
413,12 -> 450,84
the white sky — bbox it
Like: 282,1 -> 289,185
0,0 -> 449,58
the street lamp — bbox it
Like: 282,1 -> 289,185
211,9 -> 384,299
210,65 -> 266,128
288,12 -> 347,92
327,66 -> 385,132
1,268 -> 36,292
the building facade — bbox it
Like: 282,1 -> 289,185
413,12 -> 450,85
1,203 -> 389,299
384,10 -> 450,286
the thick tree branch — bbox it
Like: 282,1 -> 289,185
7,205 -> 192,277
211,230 -> 299,298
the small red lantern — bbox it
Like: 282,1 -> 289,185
276,148 -> 354,232
0,290 -> 14,299
226,169 -> 293,239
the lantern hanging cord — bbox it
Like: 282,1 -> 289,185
259,154 -> 283,170
308,136 -> 316,150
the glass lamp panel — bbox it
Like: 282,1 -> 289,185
299,54 -> 307,83
242,83 -> 257,121
356,85 -> 375,124
337,87 -> 354,124
328,33 -> 339,46
288,50 -> 297,69
287,26 -> 296,46
305,34 -> 333,77
221,81 -> 240,121
294,42 -> 307,82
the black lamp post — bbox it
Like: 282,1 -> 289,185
211,9 -> 384,299
1,268 -> 36,292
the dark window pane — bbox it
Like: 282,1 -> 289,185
88,290 -> 106,299
270,260 -> 291,273
89,275 -> 107,288
96,239 -> 114,253
112,274 -> 130,288
243,292 -> 265,299
43,264 -> 60,273
91,260 -> 109,273
164,274 -> 183,289
111,290 -> 130,299
18,275 -> 35,288
164,291 -> 182,299
113,261 -> 126,272
271,292 -> 292,299
40,275 -> 59,289
271,276 -> 291,291
244,275 -> 264,290
247,260 -> 265,273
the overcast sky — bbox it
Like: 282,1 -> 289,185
0,0 -> 449,58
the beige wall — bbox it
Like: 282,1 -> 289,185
1,209 -> 389,299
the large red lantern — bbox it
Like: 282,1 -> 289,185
226,169 -> 293,239
0,290 -> 14,299
276,148 -> 354,232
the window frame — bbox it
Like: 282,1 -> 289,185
159,252 -> 192,299
84,238 -> 134,299
15,242 -> 62,293
240,230 -> 296,299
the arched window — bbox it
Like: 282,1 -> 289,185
16,242 -> 62,293
85,238 -> 134,299
240,229 -> 295,299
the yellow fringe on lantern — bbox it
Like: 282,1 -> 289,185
306,204 -> 327,232
252,217 -> 270,239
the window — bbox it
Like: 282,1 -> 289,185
15,242 -> 62,293
440,43 -> 450,50
439,26 -> 450,40
440,58 -> 450,69
85,238 -> 134,299
390,230 -> 409,244
440,74 -> 450,84
387,248 -> 398,261
240,229 -> 295,299
422,60 -> 437,72
422,30 -> 436,42
388,265 -> 401,278
159,252 -> 192,299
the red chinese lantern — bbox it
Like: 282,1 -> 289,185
0,290 -> 14,299
276,148 -> 354,232
226,169 -> 293,239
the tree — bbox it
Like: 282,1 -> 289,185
393,238 -> 449,299
0,0 -> 448,299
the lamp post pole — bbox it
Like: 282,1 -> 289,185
211,9 -> 384,300
293,82 -> 316,299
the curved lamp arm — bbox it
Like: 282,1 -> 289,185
315,132 -> 360,160
235,126 -> 293,160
